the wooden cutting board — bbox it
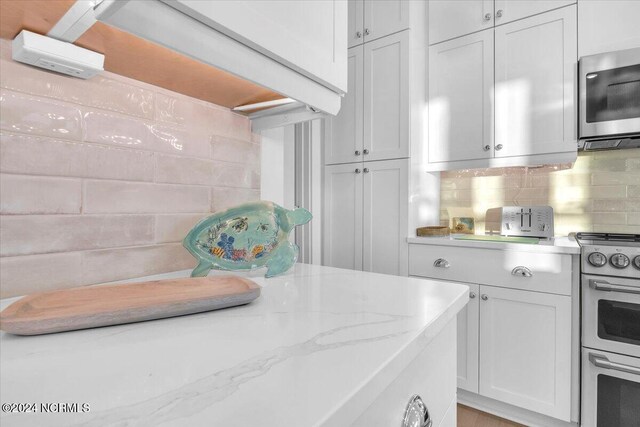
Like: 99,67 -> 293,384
0,276 -> 261,336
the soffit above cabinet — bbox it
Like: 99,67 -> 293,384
0,0 -> 346,114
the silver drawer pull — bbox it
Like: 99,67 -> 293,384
591,280 -> 640,295
511,266 -> 532,277
433,258 -> 450,268
402,395 -> 432,427
589,353 -> 640,376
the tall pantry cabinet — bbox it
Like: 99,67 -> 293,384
324,0 -> 428,276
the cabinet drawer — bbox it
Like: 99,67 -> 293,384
409,244 -> 572,295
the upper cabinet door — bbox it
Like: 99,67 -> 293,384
363,31 -> 410,162
323,163 -> 363,271
348,0 -> 365,48
429,0 -> 494,45
326,46 -> 364,165
363,0 -> 410,42
362,159 -> 408,276
494,6 -> 577,158
479,286 -> 572,421
494,0 -> 576,26
428,29 -> 494,164
165,0 -> 348,94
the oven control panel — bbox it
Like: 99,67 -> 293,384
582,245 -> 640,277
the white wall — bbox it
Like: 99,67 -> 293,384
260,126 -> 295,208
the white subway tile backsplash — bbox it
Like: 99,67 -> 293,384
0,174 -> 81,214
0,90 -> 83,140
440,151 -> 640,234
0,215 -> 154,256
84,180 -> 210,214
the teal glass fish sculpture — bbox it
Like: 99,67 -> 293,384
183,201 -> 312,278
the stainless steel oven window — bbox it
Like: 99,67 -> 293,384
598,299 -> 640,346
596,374 -> 640,427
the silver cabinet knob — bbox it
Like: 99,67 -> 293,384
496,9 -> 503,17
495,144 -> 503,150
364,28 -> 370,36
363,168 -> 370,173
355,150 -> 361,156
355,168 -> 361,174
484,13 -> 492,21
402,395 -> 432,427
433,258 -> 450,268
469,292 -> 477,299
481,294 -> 489,301
363,148 -> 369,154
511,266 -> 533,277
356,31 -> 362,38
483,145 -> 490,151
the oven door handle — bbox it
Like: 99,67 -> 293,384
590,280 -> 640,295
590,354 -> 640,376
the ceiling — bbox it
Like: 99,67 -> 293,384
0,0 -> 285,110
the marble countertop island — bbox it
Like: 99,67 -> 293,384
0,264 -> 468,427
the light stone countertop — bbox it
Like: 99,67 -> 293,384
0,263 -> 468,427
407,234 -> 581,255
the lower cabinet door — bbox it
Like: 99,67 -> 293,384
458,283 -> 480,393
323,163 -> 363,270
362,158 -> 408,276
478,285 -> 572,421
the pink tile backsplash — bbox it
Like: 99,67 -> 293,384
0,215 -> 154,256
0,89 -> 83,140
0,41 -> 261,298
439,150 -> 640,236
0,174 -> 81,214
0,132 -> 155,181
83,180 -> 211,214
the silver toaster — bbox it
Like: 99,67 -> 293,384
485,206 -> 554,239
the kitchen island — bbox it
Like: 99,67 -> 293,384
0,264 -> 468,427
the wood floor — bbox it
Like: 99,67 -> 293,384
457,404 -> 526,427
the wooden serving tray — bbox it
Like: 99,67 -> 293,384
0,276 -> 260,336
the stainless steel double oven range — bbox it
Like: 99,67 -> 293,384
576,233 -> 640,427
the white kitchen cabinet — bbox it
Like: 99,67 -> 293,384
362,159 -> 408,275
324,159 -> 408,276
578,0 -> 640,57
364,0 -> 410,43
479,286 -> 572,421
494,5 -> 577,158
494,0 -> 575,25
166,0 -> 348,93
327,30 -> 410,165
426,5 -> 577,170
326,46 -> 364,165
364,30 -> 410,162
428,30 -> 494,164
348,0 -> 365,48
429,0 -> 494,45
458,284 -> 480,394
408,242 -> 576,423
323,163 -> 363,271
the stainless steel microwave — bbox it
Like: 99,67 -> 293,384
579,47 -> 640,151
